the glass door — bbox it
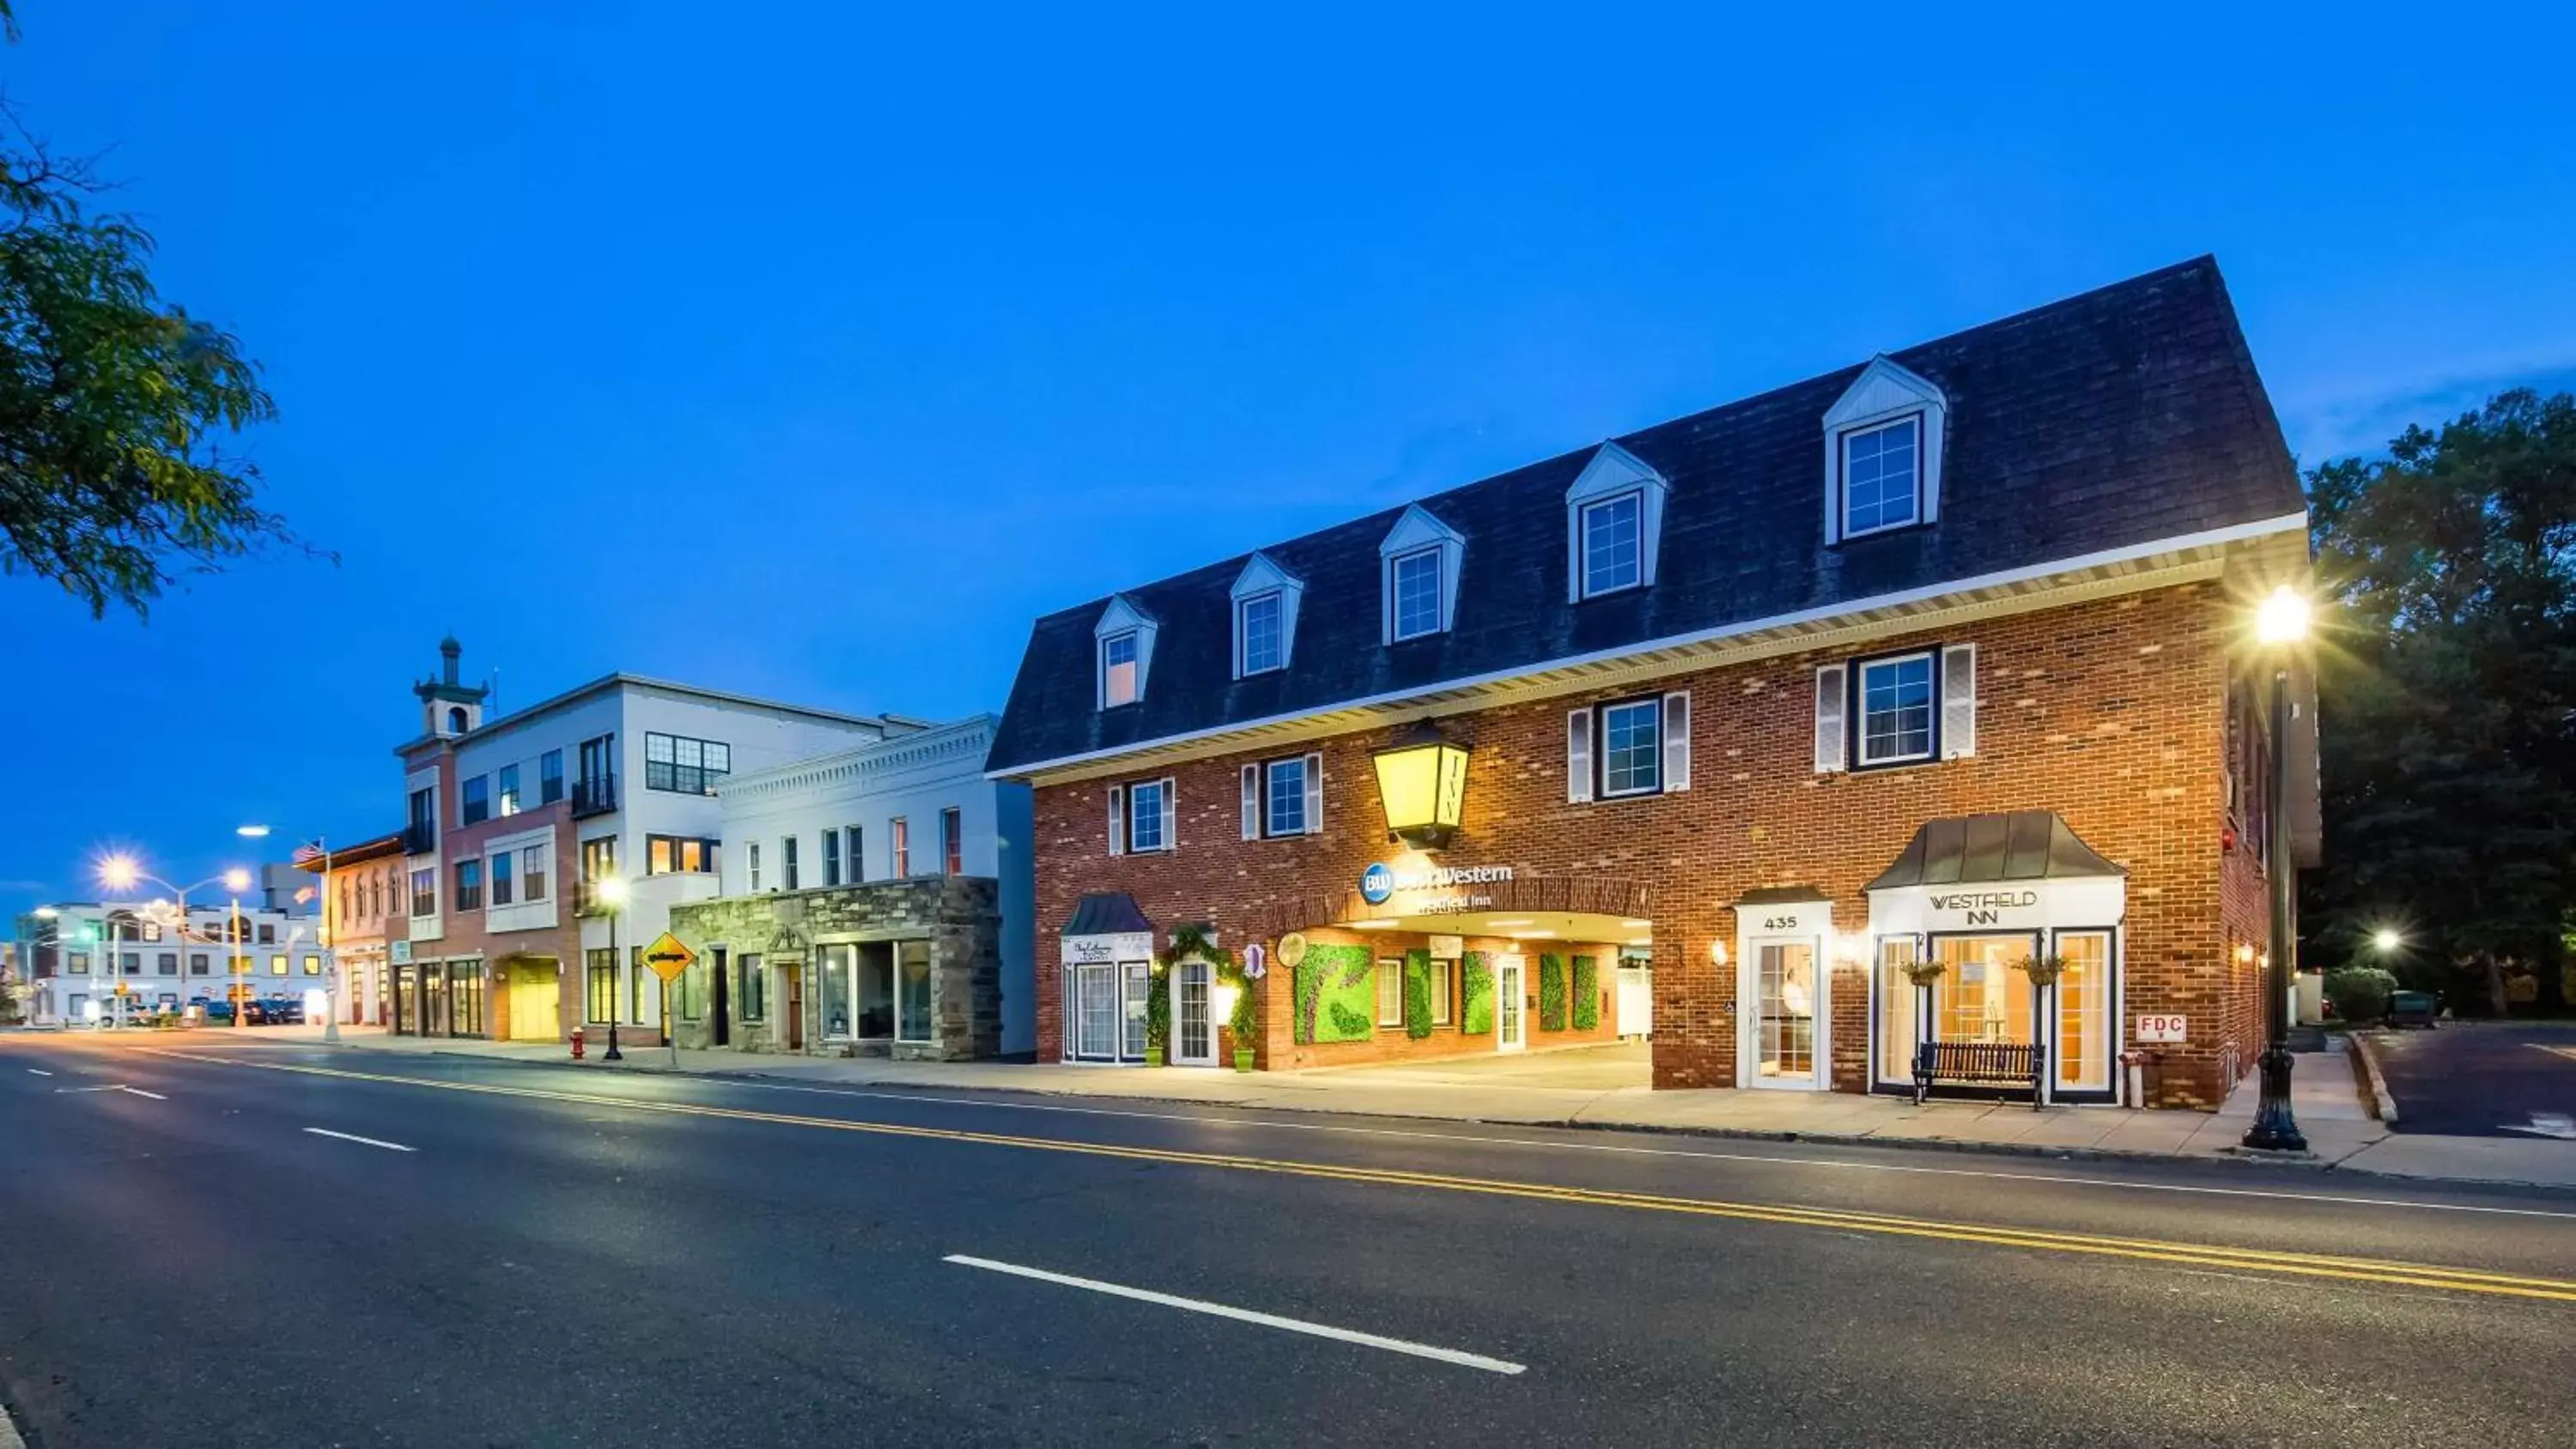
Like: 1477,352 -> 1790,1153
1744,940 -> 1820,1088
2051,929 -> 2115,1096
1076,963 -> 1117,1061
1495,955 -> 1526,1052
1121,963 -> 1150,1061
1174,961 -> 1214,1064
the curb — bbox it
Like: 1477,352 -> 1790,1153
2350,1032 -> 2402,1125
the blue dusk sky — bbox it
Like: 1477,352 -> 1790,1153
3,2 -> 2573,904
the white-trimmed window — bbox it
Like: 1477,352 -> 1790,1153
1856,652 -> 1936,766
1598,698 -> 1662,797
1238,591 -> 1284,674
1840,416 -> 1922,536
1391,548 -> 1442,640
1095,595 -> 1158,709
1376,959 -> 1404,1027
1116,777 -> 1176,854
1823,355 -> 1947,543
1264,756 -> 1308,836
1579,491 -> 1643,597
1101,631 -> 1140,707
1229,553 -> 1302,677
1563,442 -> 1668,602
1378,504 -> 1463,644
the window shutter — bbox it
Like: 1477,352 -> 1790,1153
1241,765 -> 1259,840
1661,692 -> 1692,791
1814,664 -> 1848,774
1941,644 -> 1978,759
1303,752 -> 1324,834
1158,777 -> 1177,852
1107,784 -> 1125,856
1567,709 -> 1595,803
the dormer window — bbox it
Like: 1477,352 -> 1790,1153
1563,442 -> 1667,602
1391,549 -> 1442,640
1841,416 -> 1922,535
1579,491 -> 1643,597
1228,552 -> 1303,678
1377,505 -> 1464,644
1239,594 -> 1283,672
1824,355 -> 1947,543
1093,594 -> 1158,709
1101,632 -> 1139,706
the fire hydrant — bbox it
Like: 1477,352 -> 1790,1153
570,1027 -> 586,1061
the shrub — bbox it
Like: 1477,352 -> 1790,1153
1327,1001 -> 1371,1039
1461,954 -> 1495,1034
1571,955 -> 1599,1031
1539,954 -> 1568,1032
2324,966 -> 2399,1023
1296,944 -> 1375,1043
1403,949 -> 1435,1040
1145,967 -> 1170,1049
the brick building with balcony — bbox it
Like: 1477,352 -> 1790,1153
987,258 -> 2318,1110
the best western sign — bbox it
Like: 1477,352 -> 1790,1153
1360,861 -> 1515,914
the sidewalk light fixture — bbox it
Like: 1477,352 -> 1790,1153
2242,585 -> 2312,1154
2372,928 -> 2402,954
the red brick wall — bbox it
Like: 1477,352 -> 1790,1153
1029,581 -> 2263,1107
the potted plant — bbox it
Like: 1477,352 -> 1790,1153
1901,957 -> 1947,988
2017,953 -> 2069,987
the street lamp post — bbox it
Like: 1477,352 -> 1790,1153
596,876 -> 629,1061
2242,586 -> 2311,1154
100,855 -> 254,1029
246,825 -> 343,1045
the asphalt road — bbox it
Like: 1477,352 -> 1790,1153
2371,1021 -> 2576,1137
3,1035 -> 2573,1448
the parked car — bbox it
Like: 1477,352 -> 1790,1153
2386,991 -> 2441,1028
259,997 -> 305,1025
201,1000 -> 237,1024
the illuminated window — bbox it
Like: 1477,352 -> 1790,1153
1376,959 -> 1403,1027
496,763 -> 521,816
302,955 -> 322,976
269,955 -> 288,977
1101,631 -> 1139,706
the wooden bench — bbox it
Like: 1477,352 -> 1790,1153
1912,1040 -> 2047,1108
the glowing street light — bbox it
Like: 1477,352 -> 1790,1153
594,876 -> 631,1061
2372,928 -> 2403,954
2243,585 -> 2316,1155
236,824 -> 272,839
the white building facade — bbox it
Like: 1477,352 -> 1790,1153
714,714 -> 1036,1054
18,899 -> 322,1027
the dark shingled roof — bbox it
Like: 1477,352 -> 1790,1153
990,258 -> 2302,774
1864,812 -> 2125,891
1061,893 -> 1155,938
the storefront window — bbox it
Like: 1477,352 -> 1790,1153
1376,959 -> 1403,1026
2055,930 -> 2113,1092
451,962 -> 485,1037
817,943 -> 854,1039
1121,962 -> 1150,1058
1934,934 -> 2036,1044
857,943 -> 894,1038
586,949 -> 617,1024
896,941 -> 933,1043
1876,938 -> 1917,1084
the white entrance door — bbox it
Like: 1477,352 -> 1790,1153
1741,938 -> 1824,1089
1495,955 -> 1526,1053
1615,957 -> 1653,1038
1075,963 -> 1118,1061
1172,961 -> 1216,1065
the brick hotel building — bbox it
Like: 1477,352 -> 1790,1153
987,258 -> 2318,1109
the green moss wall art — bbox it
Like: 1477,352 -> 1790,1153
1539,953 -> 1569,1032
1461,954 -> 1495,1034
1294,943 -> 1376,1045
1571,955 -> 1600,1031
1403,948 -> 1435,1040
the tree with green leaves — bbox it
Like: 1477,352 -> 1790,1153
2304,389 -> 2576,1016
2,2 -> 307,618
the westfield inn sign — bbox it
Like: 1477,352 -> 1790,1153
988,258 -> 2320,1106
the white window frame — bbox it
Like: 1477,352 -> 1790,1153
1375,958 -> 1404,1028
1127,777 -> 1174,853
1094,595 -> 1158,710
1562,441 -> 1668,603
1261,756 -> 1308,838
1099,630 -> 1140,708
1837,415 -> 1925,539
1595,698 -> 1664,798
1822,355 -> 1947,544
1389,547 -> 1443,641
1229,553 -> 1303,678
1377,504 -> 1464,644
1237,591 -> 1285,675
1577,489 -> 1645,598
1854,651 -> 1939,767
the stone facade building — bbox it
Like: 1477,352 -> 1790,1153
987,258 -> 2319,1110
665,876 -> 1003,1061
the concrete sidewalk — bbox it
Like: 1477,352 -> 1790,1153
203,1025 -> 2576,1190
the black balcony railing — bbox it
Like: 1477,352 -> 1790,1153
401,823 -> 436,856
572,773 -> 618,817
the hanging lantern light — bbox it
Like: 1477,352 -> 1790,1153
1371,721 -> 1471,851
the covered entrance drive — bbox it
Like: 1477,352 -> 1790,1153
1867,812 -> 2126,1106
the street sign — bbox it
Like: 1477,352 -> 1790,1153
640,932 -> 696,983
2135,1014 -> 2188,1043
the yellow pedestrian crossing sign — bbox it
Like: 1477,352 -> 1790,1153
641,932 -> 696,983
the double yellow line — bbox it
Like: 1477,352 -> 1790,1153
148,1048 -> 2576,1304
